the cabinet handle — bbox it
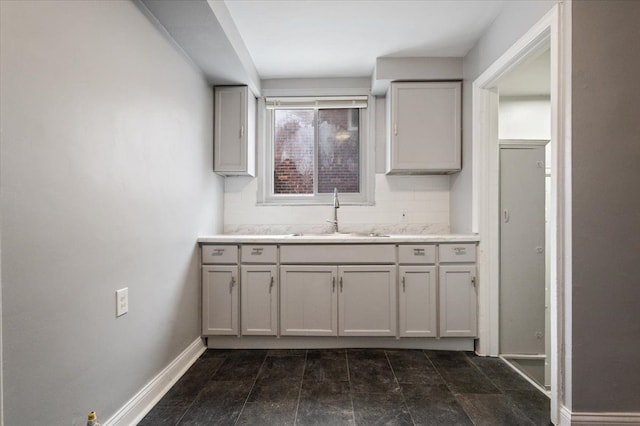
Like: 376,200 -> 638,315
394,123 -> 398,136
332,277 -> 336,291
402,276 -> 406,292
340,277 -> 343,291
503,209 -> 510,223
471,276 -> 476,287
269,276 -> 274,293
240,125 -> 244,139
230,276 -> 236,291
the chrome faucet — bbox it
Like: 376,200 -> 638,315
326,187 -> 340,233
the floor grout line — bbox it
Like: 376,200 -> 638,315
464,350 -> 504,392
232,351 -> 268,426
292,349 -> 308,425
423,350 -> 477,426
344,349 -> 357,426
384,349 -> 417,426
177,351 -> 229,425
466,353 -> 540,426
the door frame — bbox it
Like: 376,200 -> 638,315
471,4 -> 571,424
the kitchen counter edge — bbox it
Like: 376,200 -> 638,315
197,234 -> 480,244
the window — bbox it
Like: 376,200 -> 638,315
260,96 -> 373,205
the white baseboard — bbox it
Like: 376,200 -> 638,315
104,337 -> 206,426
559,405 -> 572,425
560,405 -> 640,425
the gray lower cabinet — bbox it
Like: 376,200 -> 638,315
398,266 -> 437,337
339,266 -> 397,336
279,265 -> 397,337
202,265 -> 238,335
241,265 -> 278,336
280,266 -> 338,336
439,265 -> 477,337
200,242 -> 478,340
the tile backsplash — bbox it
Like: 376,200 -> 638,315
223,174 -> 450,235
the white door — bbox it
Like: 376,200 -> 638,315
338,266 -> 396,336
280,266 -> 337,336
439,265 -> 477,337
202,266 -> 238,335
500,146 -> 546,355
399,266 -> 437,337
241,265 -> 277,336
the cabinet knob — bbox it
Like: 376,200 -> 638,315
471,276 -> 476,287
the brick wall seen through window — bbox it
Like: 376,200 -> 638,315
274,108 -> 359,195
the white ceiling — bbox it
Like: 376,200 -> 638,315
224,0 -> 507,79
498,48 -> 551,96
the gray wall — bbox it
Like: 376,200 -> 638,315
571,0 -> 640,412
0,1 -> 223,424
451,0 -> 557,233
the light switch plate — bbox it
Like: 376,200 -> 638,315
116,287 -> 129,317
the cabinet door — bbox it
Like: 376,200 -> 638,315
439,265 -> 477,337
214,86 -> 256,176
280,266 -> 337,336
399,266 -> 437,337
241,265 -> 277,336
388,81 -> 461,173
338,266 -> 397,336
202,266 -> 238,335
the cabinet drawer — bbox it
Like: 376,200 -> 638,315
280,244 -> 395,264
202,245 -> 238,264
398,245 -> 436,264
439,244 -> 476,263
241,245 -> 277,264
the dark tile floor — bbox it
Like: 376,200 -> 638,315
139,349 -> 551,425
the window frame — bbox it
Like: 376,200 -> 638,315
257,94 -> 375,206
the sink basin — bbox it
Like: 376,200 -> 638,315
347,232 -> 391,237
289,232 -> 390,238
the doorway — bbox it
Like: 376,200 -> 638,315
494,42 -> 552,393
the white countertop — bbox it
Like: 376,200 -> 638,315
197,233 -> 480,244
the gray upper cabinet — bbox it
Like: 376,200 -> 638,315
386,81 -> 461,174
214,86 -> 256,176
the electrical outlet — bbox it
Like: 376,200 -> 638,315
116,287 -> 129,317
401,209 -> 408,223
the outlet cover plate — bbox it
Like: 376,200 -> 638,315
116,287 -> 129,317
401,208 -> 408,223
